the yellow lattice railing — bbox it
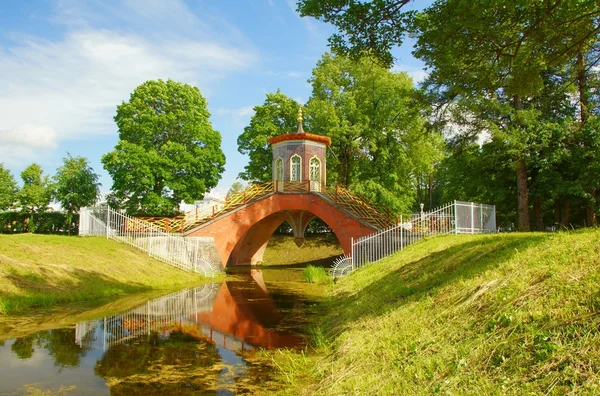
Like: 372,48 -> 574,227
136,181 -> 276,233
321,185 -> 396,230
135,181 -> 395,233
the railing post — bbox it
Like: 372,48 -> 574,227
105,206 -> 110,239
275,180 -> 278,193
307,181 -> 310,193
212,205 -> 215,217
400,215 -> 403,250
351,237 -> 355,271
165,218 -> 170,233
454,200 -> 458,234
471,202 -> 474,234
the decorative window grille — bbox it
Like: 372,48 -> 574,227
275,157 -> 284,180
309,156 -> 321,191
291,155 -> 301,181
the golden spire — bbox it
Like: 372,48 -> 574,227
297,107 -> 303,124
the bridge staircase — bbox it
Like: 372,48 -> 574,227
138,182 -> 397,234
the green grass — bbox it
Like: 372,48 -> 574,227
0,234 -> 209,315
302,265 -> 331,284
270,230 -> 600,395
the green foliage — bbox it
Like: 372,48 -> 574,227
53,154 -> 100,234
307,53 -> 443,214
0,164 -> 18,210
18,163 -> 52,215
237,90 -> 300,182
102,79 -> 226,216
0,211 -> 79,235
302,265 -> 330,284
17,164 -> 53,233
226,181 -> 246,200
297,0 -> 416,67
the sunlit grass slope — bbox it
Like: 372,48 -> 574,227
262,234 -> 343,267
274,230 -> 600,395
0,234 -> 204,315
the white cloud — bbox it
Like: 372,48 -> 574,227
0,125 -> 57,165
0,0 -> 258,164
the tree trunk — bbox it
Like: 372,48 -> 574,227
561,199 -> 571,229
577,48 -> 589,124
554,197 -> 561,227
586,188 -> 597,227
534,197 -> 543,231
516,159 -> 530,231
428,174 -> 433,209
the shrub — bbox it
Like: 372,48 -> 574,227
0,212 -> 79,235
302,265 -> 331,284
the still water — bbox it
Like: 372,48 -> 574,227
0,269 -> 317,394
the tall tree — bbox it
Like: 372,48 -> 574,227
102,79 -> 226,216
18,163 -> 52,213
299,0 -> 600,230
0,164 -> 18,210
307,53 -> 443,213
237,90 -> 300,182
54,154 -> 101,234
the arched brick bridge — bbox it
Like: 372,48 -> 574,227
184,185 -> 392,267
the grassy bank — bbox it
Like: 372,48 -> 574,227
0,234 -> 206,315
272,230 -> 600,394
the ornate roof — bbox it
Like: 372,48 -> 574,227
267,107 -> 332,146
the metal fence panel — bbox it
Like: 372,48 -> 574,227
79,206 -> 221,277
350,201 -> 496,272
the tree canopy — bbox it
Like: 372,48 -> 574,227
18,163 -> 52,214
237,90 -> 300,183
298,0 -> 600,230
54,154 -> 101,232
0,164 -> 18,210
102,79 -> 226,216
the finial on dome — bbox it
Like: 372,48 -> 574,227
296,107 -> 305,133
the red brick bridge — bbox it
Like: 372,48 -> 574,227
140,109 -> 395,268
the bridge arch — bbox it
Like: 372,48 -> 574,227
185,193 -> 376,267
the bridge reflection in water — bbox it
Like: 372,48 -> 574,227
75,270 -> 305,354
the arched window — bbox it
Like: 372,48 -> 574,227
290,155 -> 301,181
275,157 -> 284,180
309,156 -> 321,191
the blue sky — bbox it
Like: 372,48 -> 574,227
0,0 -> 428,201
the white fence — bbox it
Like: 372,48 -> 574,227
350,201 -> 496,271
79,206 -> 221,277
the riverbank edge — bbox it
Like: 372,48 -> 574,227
268,230 -> 600,394
0,234 -> 221,316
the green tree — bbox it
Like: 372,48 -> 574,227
297,0 -> 416,67
307,53 -> 443,213
226,181 -> 245,200
237,90 -> 300,182
54,154 -> 101,234
102,79 -> 226,216
0,164 -> 18,210
18,163 -> 52,220
299,0 -> 600,230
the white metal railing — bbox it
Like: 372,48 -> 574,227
79,206 -> 221,277
350,201 -> 496,271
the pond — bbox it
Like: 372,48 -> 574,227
0,268 -> 319,394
